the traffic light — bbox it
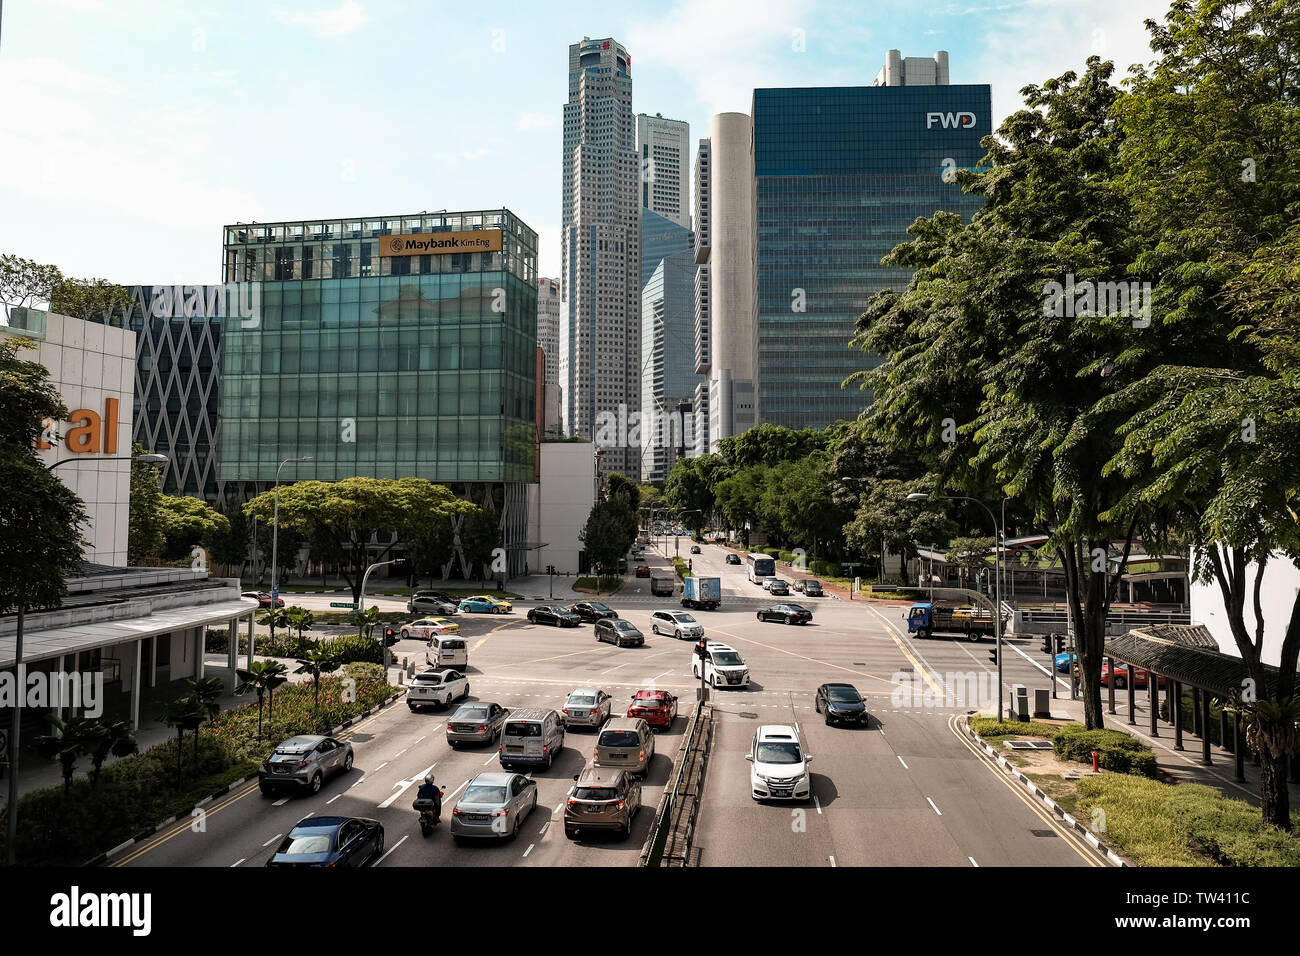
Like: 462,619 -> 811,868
384,626 -> 398,646
696,639 -> 708,661
546,565 -> 556,575
988,647 -> 998,663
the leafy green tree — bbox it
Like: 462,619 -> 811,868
235,660 -> 288,740
347,604 -> 382,639
181,677 -> 224,759
605,472 -> 640,511
157,494 -> 230,561
210,500 -> 251,578
295,646 -> 341,718
943,537 -> 996,591
286,606 -> 314,642
579,497 -> 638,592
458,502 -> 500,583
127,440 -> 165,565
842,478 -> 955,574
257,605 -> 289,641
637,484 -> 663,513
32,715 -> 94,795
1099,0 -> 1300,828
84,718 -> 137,790
664,454 -> 722,531
160,695 -> 205,786
714,465 -> 770,536
0,253 -> 63,314
49,276 -> 135,322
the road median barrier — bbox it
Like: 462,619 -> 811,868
640,700 -> 713,867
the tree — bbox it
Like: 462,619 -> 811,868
245,477 -> 458,603
295,646 -> 340,718
944,537 -> 996,591
0,254 -> 62,315
210,500 -> 251,578
579,498 -> 637,592
257,605 -> 289,641
48,276 -> 135,323
32,715 -> 94,795
605,472 -> 640,511
181,677 -> 224,759
347,604 -> 382,639
458,503 -> 500,583
128,441 -> 165,565
664,454 -> 722,531
160,695 -> 205,787
286,606 -> 314,642
714,465 -> 770,535
1098,0 -> 1300,828
84,718 -> 138,790
157,494 -> 230,562
235,660 -> 287,740
637,484 -> 663,513
843,478 -> 955,574
849,57 -> 1155,732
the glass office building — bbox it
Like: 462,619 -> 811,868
752,84 -> 990,428
217,209 -> 538,572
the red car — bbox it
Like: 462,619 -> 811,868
634,566 -> 651,578
242,591 -> 285,609
627,689 -> 678,730
1100,662 -> 1165,689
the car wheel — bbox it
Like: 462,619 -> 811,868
400,629 -> 410,640
786,616 -> 794,624
1116,677 -> 1127,689
967,630 -> 980,643
917,627 -> 931,639
564,825 -> 578,840
408,704 -> 417,712
343,751 -> 354,772
651,624 -> 659,635
757,612 -> 764,621
510,814 -> 521,841
371,830 -> 384,863
618,823 -> 631,841
309,773 -> 322,795
259,783 -> 274,797
527,613 -> 535,623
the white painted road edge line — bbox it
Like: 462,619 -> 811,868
375,834 -> 408,866
828,855 -> 836,867
262,833 -> 282,847
326,794 -> 343,804
897,755 -> 909,769
231,858 -> 245,867
483,753 -> 497,765
813,796 -> 822,815
522,843 -> 535,857
926,797 -> 943,816
969,857 -> 979,867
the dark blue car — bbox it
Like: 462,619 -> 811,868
265,816 -> 384,867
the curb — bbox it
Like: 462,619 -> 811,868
962,717 -> 1127,866
90,689 -> 405,867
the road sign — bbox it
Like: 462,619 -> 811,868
330,602 -> 357,609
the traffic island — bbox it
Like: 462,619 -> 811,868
640,701 -> 714,867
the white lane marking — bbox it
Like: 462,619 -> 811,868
1005,641 -> 1070,687
231,858 -> 245,867
393,748 -> 408,757
522,843 -> 535,857
602,661 -> 633,674
650,670 -> 672,682
374,761 -> 389,771
262,833 -> 282,847
829,855 -> 837,867
272,798 -> 289,807
377,764 -> 436,809
483,753 -> 498,766
375,834 -> 408,866
813,796 -> 822,815
555,803 -> 564,813
538,820 -> 550,837
414,735 -> 426,744
349,777 -> 366,788
927,797 -> 943,816
326,793 -> 343,804
897,755 -> 909,770
969,857 -> 980,867
446,778 -> 469,800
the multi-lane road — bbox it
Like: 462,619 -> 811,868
116,539 -> 1105,867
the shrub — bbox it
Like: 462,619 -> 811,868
970,717 -> 1061,739
809,559 -> 839,578
1052,725 -> 1159,777
319,633 -> 383,665
343,662 -> 385,682
672,557 -> 692,578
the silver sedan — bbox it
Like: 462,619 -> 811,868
450,772 -> 539,843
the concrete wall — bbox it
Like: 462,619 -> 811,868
1190,552 -> 1299,668
531,442 -> 597,575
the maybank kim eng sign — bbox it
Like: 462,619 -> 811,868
379,229 -> 503,257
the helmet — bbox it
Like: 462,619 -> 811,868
424,773 -> 435,785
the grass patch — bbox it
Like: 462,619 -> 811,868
573,576 -> 624,594
1076,775 -> 1300,867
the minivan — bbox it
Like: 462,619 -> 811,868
425,634 -> 468,668
593,717 -> 655,776
498,708 -> 566,770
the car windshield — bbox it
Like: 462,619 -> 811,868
670,613 -> 696,623
461,786 -> 507,804
505,722 -> 542,737
589,603 -> 610,612
455,706 -> 489,720
599,731 -> 641,748
568,695 -> 596,706
712,652 -> 743,666
614,621 -> 637,631
756,741 -> 802,764
280,832 -> 333,854
827,687 -> 861,702
575,786 -> 618,801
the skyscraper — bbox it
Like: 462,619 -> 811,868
640,248 -> 701,481
691,138 -> 711,456
636,113 -> 691,229
536,277 -> 561,390
560,37 -> 641,478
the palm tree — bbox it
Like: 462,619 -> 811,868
286,606 -> 315,645
235,660 -> 287,739
160,695 -> 205,787
257,605 -> 290,641
33,715 -> 94,795
263,661 -> 290,732
295,646 -> 340,722
348,604 -> 382,640
183,677 -> 224,759
84,718 -> 138,789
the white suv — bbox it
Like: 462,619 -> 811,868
747,725 -> 813,801
691,641 -> 749,688
650,609 -> 703,640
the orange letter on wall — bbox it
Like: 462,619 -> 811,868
105,398 -> 119,454
65,410 -> 102,453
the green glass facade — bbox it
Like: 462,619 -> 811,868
217,210 -> 538,484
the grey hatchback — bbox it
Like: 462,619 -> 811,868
446,701 -> 510,747
260,735 -> 354,796
564,766 -> 642,840
450,771 -> 539,843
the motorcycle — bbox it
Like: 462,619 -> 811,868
413,787 -> 446,838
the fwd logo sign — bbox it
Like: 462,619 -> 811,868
926,111 -> 977,130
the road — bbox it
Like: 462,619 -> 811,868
117,538 -> 1104,867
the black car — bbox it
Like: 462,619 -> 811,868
690,545 -> 702,555
595,618 -> 644,647
757,603 -> 813,625
725,554 -> 742,565
815,683 -> 869,726
266,816 -> 384,867
527,604 -> 582,627
567,601 -> 619,623
800,580 -> 824,597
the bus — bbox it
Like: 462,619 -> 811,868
746,552 -> 776,584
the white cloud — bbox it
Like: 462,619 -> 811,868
517,112 -> 558,132
273,0 -> 369,38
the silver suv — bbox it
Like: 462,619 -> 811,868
260,735 -> 354,796
649,609 -> 703,640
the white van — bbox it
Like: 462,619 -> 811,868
425,635 -> 468,669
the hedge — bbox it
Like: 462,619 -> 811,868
1075,775 -> 1300,867
672,557 -> 692,578
1052,725 -> 1159,777
319,633 -> 384,665
206,629 -> 318,658
0,674 -> 394,866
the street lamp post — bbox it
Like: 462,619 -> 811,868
908,492 -> 1004,720
11,452 -> 168,865
271,456 -> 312,606
360,558 -> 400,682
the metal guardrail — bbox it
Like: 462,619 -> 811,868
642,699 -> 707,867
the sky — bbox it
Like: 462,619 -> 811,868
0,0 -> 1174,286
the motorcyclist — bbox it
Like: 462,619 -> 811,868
415,773 -> 442,820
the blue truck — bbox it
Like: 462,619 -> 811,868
681,576 -> 722,611
906,602 -> 996,641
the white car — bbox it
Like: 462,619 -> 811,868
747,724 -> 813,801
649,609 -> 703,640
691,641 -> 749,688
407,669 -> 470,711
400,617 -> 460,641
